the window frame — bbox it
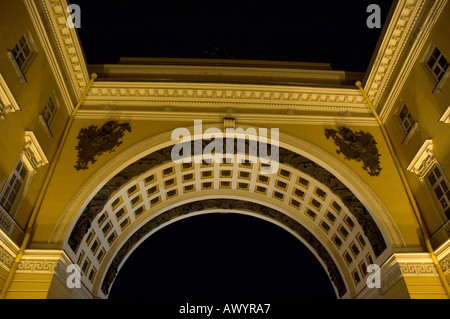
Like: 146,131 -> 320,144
0,156 -> 34,218
422,44 -> 450,92
38,92 -> 60,137
394,102 -> 418,145
424,164 -> 450,220
7,30 -> 38,83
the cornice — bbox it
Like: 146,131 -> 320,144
75,109 -> 378,126
23,0 -> 72,113
79,81 -> 375,122
85,81 -> 367,106
364,0 -> 426,110
36,0 -> 90,107
365,0 -> 448,121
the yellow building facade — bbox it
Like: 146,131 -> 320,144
0,0 -> 449,299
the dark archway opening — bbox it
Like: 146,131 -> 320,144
108,213 -> 336,299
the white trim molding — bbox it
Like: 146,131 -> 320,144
23,131 -> 49,172
0,228 -> 19,273
435,239 -> 450,275
15,249 -> 93,299
439,105 -> 450,123
407,139 -> 435,181
22,0 -> 89,113
364,0 -> 427,111
364,0 -> 448,122
0,74 -> 21,120
36,0 -> 90,100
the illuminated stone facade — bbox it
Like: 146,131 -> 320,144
0,0 -> 449,299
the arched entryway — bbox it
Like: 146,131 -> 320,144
52,127 -> 402,299
108,213 -> 337,299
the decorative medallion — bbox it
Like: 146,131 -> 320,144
325,127 -> 382,176
74,121 -> 131,171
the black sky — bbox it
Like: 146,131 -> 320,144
108,213 -> 336,299
71,0 -> 394,299
74,0 -> 394,72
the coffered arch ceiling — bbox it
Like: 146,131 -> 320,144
55,126 -> 404,299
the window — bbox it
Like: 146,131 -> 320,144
426,46 -> 449,81
7,30 -> 37,82
38,94 -> 60,137
395,104 -> 418,144
42,95 -> 57,126
13,35 -> 32,70
398,105 -> 415,134
426,165 -> 450,219
0,160 -> 28,213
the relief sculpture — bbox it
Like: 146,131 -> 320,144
325,127 -> 382,176
74,121 -> 131,171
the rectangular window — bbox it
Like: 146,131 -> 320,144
398,105 -> 415,134
395,103 -> 418,144
9,31 -> 37,75
426,46 -> 449,81
0,160 -> 28,213
426,165 -> 450,219
41,95 -> 58,128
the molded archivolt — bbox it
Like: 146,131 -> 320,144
58,132 -> 400,299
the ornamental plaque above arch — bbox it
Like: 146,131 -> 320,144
325,127 -> 382,177
100,198 -> 348,298
68,139 -> 387,260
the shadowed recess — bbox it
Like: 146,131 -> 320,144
73,0 -> 394,72
108,213 -> 337,299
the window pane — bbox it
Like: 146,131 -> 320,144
438,56 -> 448,68
0,195 -> 6,206
19,169 -> 27,181
427,56 -> 436,69
428,173 -> 437,186
406,113 -> 414,124
48,98 -> 55,112
434,185 -> 444,199
434,67 -> 442,77
12,179 -> 21,193
442,181 -> 449,193
23,44 -> 30,56
7,190 -> 17,204
432,48 -> 440,59
43,110 -> 51,123
399,106 -> 408,120
19,36 -> 26,47
440,198 -> 448,210
4,202 -> 12,212
434,166 -> 441,179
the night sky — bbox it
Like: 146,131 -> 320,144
74,0 -> 394,71
71,0 -> 393,299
